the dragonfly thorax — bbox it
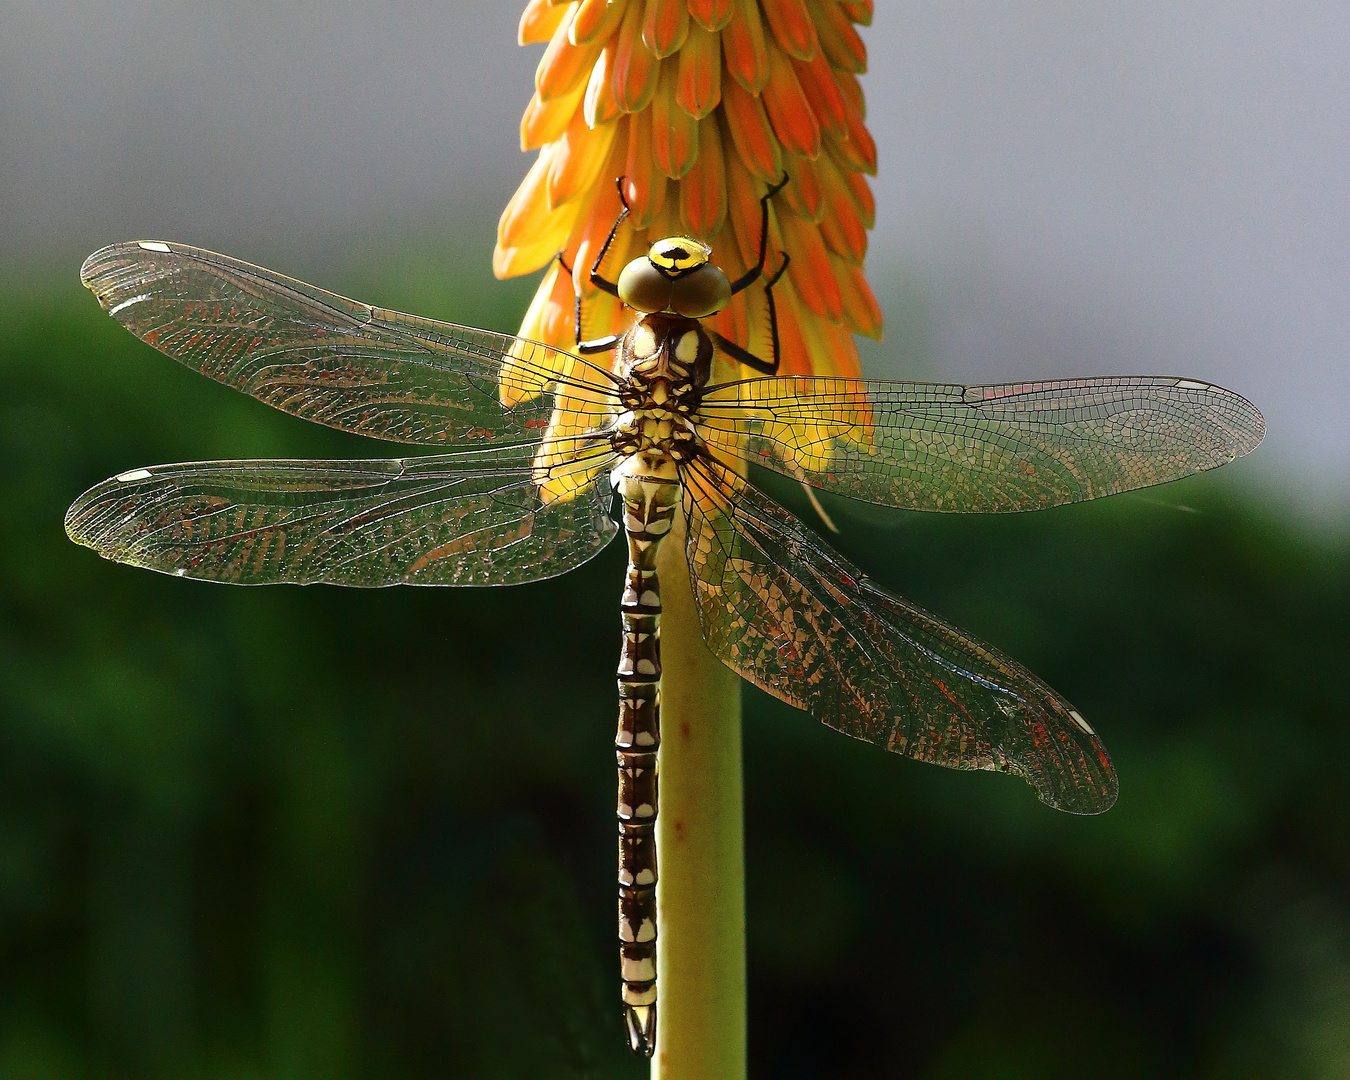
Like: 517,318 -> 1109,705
615,314 -> 718,461
617,313 -> 714,389
610,313 -> 712,465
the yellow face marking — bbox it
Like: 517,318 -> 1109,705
631,323 -> 658,358
649,235 -> 710,273
674,331 -> 699,364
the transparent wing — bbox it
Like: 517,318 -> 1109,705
697,375 -> 1264,512
681,456 -> 1116,813
65,445 -> 619,587
81,241 -> 620,447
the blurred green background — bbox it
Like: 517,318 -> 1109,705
2,258 -> 1347,1080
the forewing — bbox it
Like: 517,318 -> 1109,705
81,241 -> 619,447
698,375 -> 1264,512
66,447 -> 619,587
681,457 -> 1117,813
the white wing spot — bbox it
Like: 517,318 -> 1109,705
116,469 -> 153,482
137,241 -> 172,253
109,294 -> 151,316
1174,379 -> 1210,391
1068,709 -> 1095,735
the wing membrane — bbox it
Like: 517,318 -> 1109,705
698,375 -> 1264,512
81,241 -> 619,447
682,456 -> 1117,813
66,446 -> 619,587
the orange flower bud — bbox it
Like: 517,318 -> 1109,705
652,59 -> 701,177
676,19 -> 722,119
760,0 -> 817,62
642,0 -> 690,58
761,36 -> 819,158
680,116 -> 727,238
687,0 -> 733,33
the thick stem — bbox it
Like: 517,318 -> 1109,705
651,512 -> 746,1079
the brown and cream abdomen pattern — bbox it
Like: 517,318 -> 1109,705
613,463 -> 681,1057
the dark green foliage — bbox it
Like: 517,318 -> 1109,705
2,277 -> 1345,1078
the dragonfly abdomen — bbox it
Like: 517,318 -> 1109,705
613,462 -> 681,1057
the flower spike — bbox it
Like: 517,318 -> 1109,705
498,0 -> 881,387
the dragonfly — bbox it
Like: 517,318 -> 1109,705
66,185 -> 1263,1056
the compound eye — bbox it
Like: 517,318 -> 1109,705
670,265 -> 732,318
617,258 -> 673,313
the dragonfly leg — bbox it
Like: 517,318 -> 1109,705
590,176 -> 631,300
728,172 -> 790,295
710,252 -> 789,375
710,330 -> 775,375
579,335 -> 623,354
614,468 -> 680,1057
557,251 -> 623,353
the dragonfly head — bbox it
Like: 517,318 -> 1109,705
617,236 -> 732,319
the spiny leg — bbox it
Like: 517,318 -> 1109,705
614,472 -> 679,1057
555,252 -> 622,355
728,172 -> 790,296
711,174 -> 790,374
591,175 -> 631,299
710,253 -> 790,376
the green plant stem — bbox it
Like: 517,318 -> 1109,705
652,515 -> 746,1078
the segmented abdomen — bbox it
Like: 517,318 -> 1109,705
614,468 -> 679,1057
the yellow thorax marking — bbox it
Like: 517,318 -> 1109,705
632,323 -> 659,359
674,331 -> 699,364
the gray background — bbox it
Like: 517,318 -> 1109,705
5,0 -> 1345,500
